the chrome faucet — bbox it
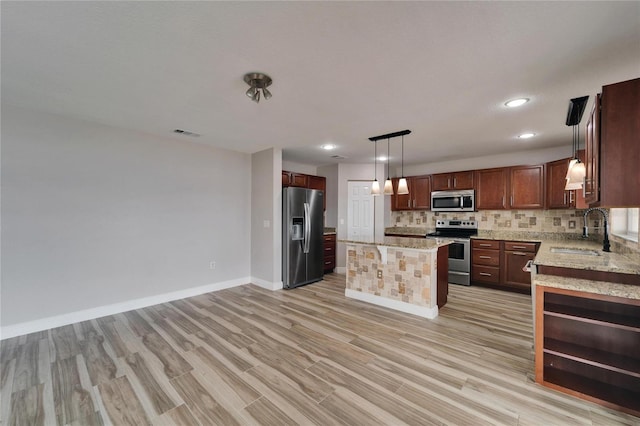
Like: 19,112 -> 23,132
583,207 -> 611,252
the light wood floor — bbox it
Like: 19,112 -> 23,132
2,274 -> 638,425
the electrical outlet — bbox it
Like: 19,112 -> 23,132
209,261 -> 216,270
416,219 -> 421,224
377,270 -> 383,279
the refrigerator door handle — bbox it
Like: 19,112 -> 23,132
303,202 -> 311,253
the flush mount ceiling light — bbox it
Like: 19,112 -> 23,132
321,144 -> 336,150
244,72 -> 272,103
368,129 -> 412,196
564,96 -> 589,190
518,132 -> 536,139
505,98 -> 530,108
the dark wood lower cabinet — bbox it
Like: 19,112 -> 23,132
472,239 -> 538,293
323,234 -> 336,273
535,286 -> 640,417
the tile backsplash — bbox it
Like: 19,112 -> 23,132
392,209 -> 603,234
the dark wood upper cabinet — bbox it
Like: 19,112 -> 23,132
289,173 -> 308,188
391,175 -> 431,211
391,178 -> 413,211
431,171 -> 474,191
509,165 -> 545,209
282,170 -> 326,210
475,168 -> 508,209
546,158 -> 574,209
412,175 -> 432,209
585,78 -> 640,207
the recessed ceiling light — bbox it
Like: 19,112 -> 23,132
378,156 -> 387,162
321,144 -> 336,150
505,98 -> 530,108
518,132 -> 536,139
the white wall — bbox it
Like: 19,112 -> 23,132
317,163 -> 338,228
1,106 -> 252,329
251,148 -> 283,289
282,160 -> 317,176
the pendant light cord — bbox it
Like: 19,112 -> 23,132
401,135 -> 405,177
374,140 -> 377,180
387,138 -> 390,179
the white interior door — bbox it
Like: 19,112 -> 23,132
347,181 -> 375,242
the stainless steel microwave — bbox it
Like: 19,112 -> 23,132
431,190 -> 475,212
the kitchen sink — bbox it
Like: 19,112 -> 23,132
550,247 -> 601,256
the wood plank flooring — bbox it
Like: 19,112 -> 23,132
2,274 -> 639,425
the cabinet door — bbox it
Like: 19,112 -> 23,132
584,95 -> 600,205
431,173 -> 452,191
503,250 -> 535,290
412,175 -> 431,209
392,178 -> 413,211
475,168 -> 508,209
510,165 -> 544,209
452,171 -> 474,189
546,158 -> 574,209
290,173 -> 309,187
599,78 -> 640,207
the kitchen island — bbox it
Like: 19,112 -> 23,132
341,237 -> 451,319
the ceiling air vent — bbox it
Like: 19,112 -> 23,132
173,129 -> 201,137
331,155 -> 347,159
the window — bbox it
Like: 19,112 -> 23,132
611,208 -> 639,242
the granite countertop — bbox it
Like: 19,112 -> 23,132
340,236 -> 451,250
534,273 -> 640,300
384,226 -> 431,237
534,239 -> 640,275
323,227 -> 336,235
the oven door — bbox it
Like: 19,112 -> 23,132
447,239 -> 471,286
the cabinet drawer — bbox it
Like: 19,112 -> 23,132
504,241 -> 537,253
472,249 -> 500,266
324,256 -> 336,270
472,265 -> 500,284
323,244 -> 335,256
324,234 -> 336,243
472,239 -> 500,250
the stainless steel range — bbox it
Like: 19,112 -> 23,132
426,219 -> 478,286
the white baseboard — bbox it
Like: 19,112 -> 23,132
0,277 -> 251,340
345,289 -> 438,319
336,266 -> 347,274
250,277 -> 283,291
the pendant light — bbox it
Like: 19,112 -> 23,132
396,134 -> 409,195
383,138 -> 394,195
371,139 -> 381,196
564,96 -> 588,190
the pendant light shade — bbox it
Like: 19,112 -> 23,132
383,178 -> 394,195
371,180 -> 381,196
565,161 -> 586,190
397,178 -> 409,195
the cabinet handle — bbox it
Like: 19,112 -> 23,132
478,255 -> 492,259
512,245 -> 527,249
413,199 -> 416,208
408,200 -> 411,208
510,195 -> 514,206
479,244 -> 492,247
563,193 -> 567,204
448,178 -> 451,188
479,272 -> 492,276
512,252 -> 527,256
569,191 -> 574,204
502,196 -> 505,207
453,177 -> 457,187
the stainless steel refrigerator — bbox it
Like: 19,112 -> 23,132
282,187 -> 324,289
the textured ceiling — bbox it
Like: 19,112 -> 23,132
2,2 -> 639,167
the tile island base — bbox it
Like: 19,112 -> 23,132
342,237 -> 450,319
